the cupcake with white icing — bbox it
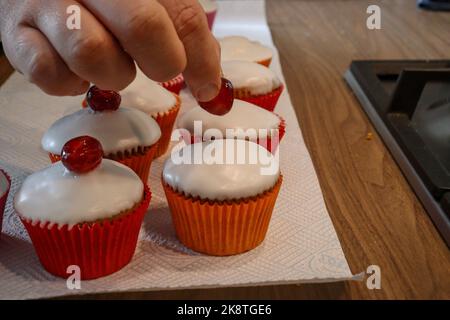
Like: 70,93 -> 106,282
44,86 -> 161,183
163,139 -> 282,256
199,0 -> 218,30
0,169 -> 11,237
120,70 -> 181,158
219,36 -> 273,67
15,136 -> 151,279
222,60 -> 284,111
178,99 -> 286,153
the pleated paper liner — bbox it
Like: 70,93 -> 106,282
206,10 -> 217,30
148,94 -> 181,158
0,169 -> 11,237
183,115 -> 286,153
18,185 -> 151,280
160,74 -> 185,95
49,144 -> 158,183
258,115 -> 286,153
162,176 -> 283,256
234,85 -> 284,112
257,58 -> 273,67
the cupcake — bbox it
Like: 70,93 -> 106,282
163,139 -> 282,256
177,99 -> 285,153
199,0 -> 218,30
14,136 -> 151,279
219,36 -> 273,67
0,169 -> 11,237
222,60 -> 284,111
43,86 -> 161,183
120,71 -> 181,158
159,74 -> 185,95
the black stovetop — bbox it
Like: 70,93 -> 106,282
345,60 -> 450,246
418,0 -> 450,11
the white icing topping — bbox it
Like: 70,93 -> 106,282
177,99 -> 280,139
0,171 -> 9,198
42,107 -> 161,155
120,69 -> 177,115
222,60 -> 281,95
219,36 -> 273,63
199,0 -> 218,13
14,160 -> 144,227
163,140 -> 280,201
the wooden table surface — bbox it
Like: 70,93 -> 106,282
1,0 -> 449,299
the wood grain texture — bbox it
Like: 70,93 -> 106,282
266,0 -> 450,299
1,0 -> 450,299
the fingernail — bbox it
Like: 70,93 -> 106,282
196,82 -> 220,102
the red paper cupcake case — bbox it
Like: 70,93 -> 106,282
185,114 -> 286,153
162,176 -> 282,256
235,85 -> 284,112
19,185 -> 151,280
49,144 -> 158,183
152,95 -> 181,158
0,169 -> 11,236
259,115 -> 286,153
206,10 -> 217,30
160,74 -> 185,95
112,146 -> 157,183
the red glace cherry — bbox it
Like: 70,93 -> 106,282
198,78 -> 234,116
86,85 -> 121,112
61,136 -> 104,174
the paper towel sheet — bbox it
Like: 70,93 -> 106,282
0,0 -> 354,299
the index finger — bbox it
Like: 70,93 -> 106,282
159,0 -> 221,101
81,0 -> 187,82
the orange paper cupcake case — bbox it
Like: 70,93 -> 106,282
185,114 -> 286,153
235,84 -> 284,112
151,95 -> 181,158
162,176 -> 282,256
257,58 -> 273,67
160,74 -> 185,95
0,169 -> 11,236
49,144 -> 158,183
18,185 -> 151,280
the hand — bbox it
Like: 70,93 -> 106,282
0,0 -> 221,101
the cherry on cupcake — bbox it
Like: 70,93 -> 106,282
61,136 -> 104,174
198,78 -> 234,116
86,86 -> 121,112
